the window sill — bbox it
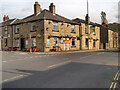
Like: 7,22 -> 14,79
71,32 -> 76,34
15,33 -> 19,34
52,30 -> 59,32
30,30 -> 37,32
71,46 -> 76,48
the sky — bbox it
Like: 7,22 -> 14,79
0,0 -> 119,24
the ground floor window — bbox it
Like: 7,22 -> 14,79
85,38 -> 88,47
26,40 -> 29,46
71,38 -> 76,47
93,39 -> 96,47
32,38 -> 36,47
54,37 -> 58,46
5,39 -> 8,47
15,39 -> 20,47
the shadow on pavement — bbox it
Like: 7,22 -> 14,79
2,62 -> 118,88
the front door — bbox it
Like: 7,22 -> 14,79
103,43 -> 106,49
54,37 -> 59,46
21,38 -> 25,50
67,38 -> 70,50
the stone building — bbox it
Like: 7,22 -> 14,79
0,1 -> 118,52
0,16 -> 19,50
95,24 -> 118,49
8,2 -> 80,52
73,18 -> 100,50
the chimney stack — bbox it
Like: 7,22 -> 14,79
34,1 -> 41,15
6,15 -> 9,20
3,15 -> 9,22
3,15 -> 7,21
85,14 -> 90,24
49,3 -> 55,14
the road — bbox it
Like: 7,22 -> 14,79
1,49 -> 119,89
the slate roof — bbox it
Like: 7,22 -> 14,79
15,9 -> 79,25
73,18 -> 116,31
72,18 -> 95,25
0,18 -> 20,27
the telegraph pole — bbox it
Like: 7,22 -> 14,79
86,0 -> 91,50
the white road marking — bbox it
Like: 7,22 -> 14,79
80,55 -> 92,59
3,75 -> 24,83
2,61 -> 7,63
98,52 -> 105,55
47,60 -> 71,69
2,73 -> 32,83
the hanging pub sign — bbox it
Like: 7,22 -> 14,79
63,40 -> 71,44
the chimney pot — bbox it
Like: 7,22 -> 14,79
34,1 -> 41,15
6,15 -> 9,20
3,15 -> 7,21
49,3 -> 55,14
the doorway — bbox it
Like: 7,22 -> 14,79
67,38 -> 70,51
21,38 -> 25,50
103,43 -> 106,49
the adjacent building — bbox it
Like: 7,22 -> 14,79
73,18 -> 100,50
0,16 -> 19,50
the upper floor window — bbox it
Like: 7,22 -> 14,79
31,23 -> 37,32
15,26 -> 20,34
71,25 -> 75,33
91,26 -> 95,35
85,24 -> 88,34
53,22 -> 58,32
4,26 -> 8,35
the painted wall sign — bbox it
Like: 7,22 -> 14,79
63,40 -> 71,44
47,39 -> 50,44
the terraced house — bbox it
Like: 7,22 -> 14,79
95,24 -> 119,49
0,16 -> 19,50
0,1 -> 118,52
1,2 -> 80,52
73,18 -> 100,50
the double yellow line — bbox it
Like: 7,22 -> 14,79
109,71 -> 119,90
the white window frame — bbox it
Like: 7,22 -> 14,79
85,24 -> 88,34
15,26 -> 20,34
53,22 -> 58,32
15,39 -> 20,47
4,26 -> 8,35
26,40 -> 29,46
54,37 -> 58,46
31,23 -> 36,32
32,38 -> 36,47
5,38 -> 8,47
71,25 -> 75,33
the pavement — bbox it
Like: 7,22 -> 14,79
1,49 -> 120,89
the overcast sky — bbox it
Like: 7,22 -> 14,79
0,0 -> 119,24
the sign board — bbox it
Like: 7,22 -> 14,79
63,40 -> 71,44
60,40 -> 63,44
8,34 -> 10,37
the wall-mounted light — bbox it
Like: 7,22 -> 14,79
49,21 -> 51,24
46,28 -> 49,31
67,24 -> 69,27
